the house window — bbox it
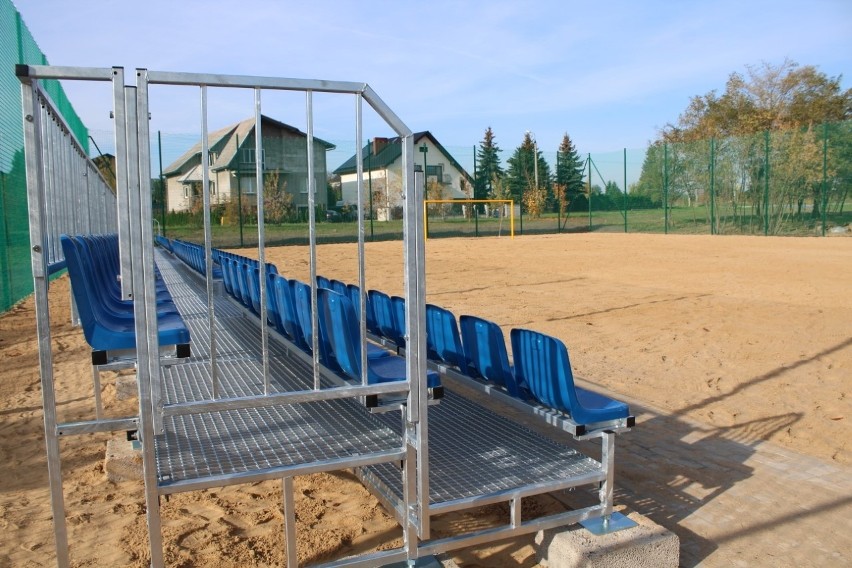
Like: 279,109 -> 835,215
241,176 -> 257,195
242,148 -> 266,166
208,151 -> 218,164
183,186 -> 189,199
426,164 -> 443,182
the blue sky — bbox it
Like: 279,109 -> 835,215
14,0 -> 851,180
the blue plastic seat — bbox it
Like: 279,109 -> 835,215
266,271 -> 282,330
369,290 -> 399,345
273,276 -> 307,349
459,315 -> 521,397
246,266 -> 262,315
319,289 -> 440,389
329,279 -> 348,297
391,296 -> 407,348
348,284 -> 381,336
425,304 -> 466,369
510,328 -> 629,425
292,281 -> 341,372
61,234 -> 190,352
316,275 -> 332,290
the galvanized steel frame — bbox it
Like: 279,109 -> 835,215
19,64 -> 623,568
20,65 -> 426,567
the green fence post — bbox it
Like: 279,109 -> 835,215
710,137 -> 715,235
235,134 -> 244,246
663,143 -> 669,234
556,151 -> 561,233
158,131 -> 166,237
764,130 -> 770,236
623,148 -> 628,233
367,146 -> 374,241
822,122 -> 828,236
474,205 -> 479,237
587,154 -> 592,230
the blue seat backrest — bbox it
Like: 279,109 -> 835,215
510,328 -> 629,424
316,275 -> 331,290
266,271 -> 282,330
320,288 -> 362,381
236,262 -> 252,309
219,257 -> 233,295
273,276 -> 308,349
330,279 -> 348,297
293,281 -> 340,370
291,281 -> 314,352
348,284 -> 380,335
391,296 -> 406,347
369,290 -> 397,343
425,304 -> 465,369
459,315 -> 520,396
246,266 -> 262,314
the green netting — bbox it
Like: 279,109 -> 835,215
0,0 -> 89,312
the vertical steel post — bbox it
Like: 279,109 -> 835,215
112,68 -> 133,299
22,79 -> 70,568
282,477 -> 297,567
355,94 -> 368,386
764,130 -> 770,236
128,72 -> 166,567
402,133 -> 430,543
601,432 -> 615,518
305,91 -> 320,390
254,90 -> 270,393
200,86 -> 220,398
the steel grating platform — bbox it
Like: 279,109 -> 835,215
152,250 -> 604,507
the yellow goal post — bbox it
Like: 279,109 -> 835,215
423,199 -> 514,239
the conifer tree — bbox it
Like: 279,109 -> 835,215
555,133 -> 585,205
474,127 -> 503,200
506,132 -> 551,208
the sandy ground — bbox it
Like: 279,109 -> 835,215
0,232 -> 849,566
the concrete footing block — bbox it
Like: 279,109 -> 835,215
105,437 -> 143,483
535,510 -> 679,568
114,373 -> 137,400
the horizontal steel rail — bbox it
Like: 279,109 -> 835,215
161,381 -> 412,417
158,447 -> 406,495
56,418 -> 139,436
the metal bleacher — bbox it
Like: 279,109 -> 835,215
20,64 -> 633,568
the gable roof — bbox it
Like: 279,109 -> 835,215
163,115 -> 334,176
333,131 -> 473,184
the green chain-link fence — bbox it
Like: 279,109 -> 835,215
0,0 -> 89,312
550,122 -> 851,236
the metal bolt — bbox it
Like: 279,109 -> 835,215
25,114 -> 33,122
32,245 -> 41,252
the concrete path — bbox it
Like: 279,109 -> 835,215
462,382 -> 852,567
610,399 -> 852,567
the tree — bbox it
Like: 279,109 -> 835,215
505,132 -> 552,215
263,170 -> 293,224
555,133 -> 585,206
632,142 -> 665,206
474,127 -> 503,201
657,60 -> 851,231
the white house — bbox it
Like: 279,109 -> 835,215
163,115 -> 334,213
333,132 -> 472,219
